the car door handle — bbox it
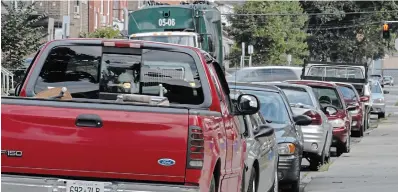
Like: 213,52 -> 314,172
75,114 -> 103,128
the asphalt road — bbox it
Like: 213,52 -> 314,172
300,85 -> 398,192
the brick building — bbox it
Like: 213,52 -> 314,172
88,0 -> 115,32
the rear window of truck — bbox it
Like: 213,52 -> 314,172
34,45 -> 204,105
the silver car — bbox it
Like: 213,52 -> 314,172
261,82 -> 333,171
230,90 -> 279,192
370,80 -> 389,118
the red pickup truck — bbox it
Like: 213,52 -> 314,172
1,39 -> 260,192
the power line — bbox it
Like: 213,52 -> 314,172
222,10 -> 398,17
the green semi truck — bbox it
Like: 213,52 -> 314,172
128,1 -> 224,67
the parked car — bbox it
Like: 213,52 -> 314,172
2,39 -> 261,192
370,79 -> 389,118
383,76 -> 394,86
336,82 -> 366,137
229,82 -> 312,192
231,89 -> 279,192
301,61 -> 373,131
370,74 -> 384,87
260,82 -> 333,171
287,80 -> 356,156
226,66 -> 303,83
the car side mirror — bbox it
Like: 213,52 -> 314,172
324,106 -> 338,115
359,96 -> 369,102
254,124 -> 275,139
235,94 -> 260,115
347,106 -> 357,112
383,90 -> 389,94
293,115 -> 312,126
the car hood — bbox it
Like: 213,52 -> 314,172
270,123 -> 297,144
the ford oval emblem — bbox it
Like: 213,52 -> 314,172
158,158 -> 176,166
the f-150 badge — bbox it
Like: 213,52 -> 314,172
1,150 -> 22,157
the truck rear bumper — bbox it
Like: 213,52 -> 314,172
1,174 -> 200,192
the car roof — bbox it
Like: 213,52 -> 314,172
45,38 -> 202,52
334,82 -> 355,88
255,81 -> 312,90
286,80 -> 337,88
237,66 -> 303,70
228,82 -> 281,93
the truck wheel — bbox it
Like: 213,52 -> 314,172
210,175 -> 216,192
247,168 -> 257,192
379,112 -> 385,119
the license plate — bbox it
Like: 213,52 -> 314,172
66,180 -> 104,192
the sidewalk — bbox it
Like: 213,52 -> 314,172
303,116 -> 398,192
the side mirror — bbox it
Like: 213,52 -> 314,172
347,105 -> 357,112
359,96 -> 369,102
236,94 -> 260,115
293,115 -> 312,126
383,90 -> 389,94
254,124 -> 275,139
324,106 -> 338,115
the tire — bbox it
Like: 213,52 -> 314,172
309,144 -> 327,171
289,179 -> 300,192
210,174 -> 216,192
352,125 -> 364,137
379,112 -> 385,119
344,135 -> 351,153
247,168 -> 257,192
325,145 -> 331,163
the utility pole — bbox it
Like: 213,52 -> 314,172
287,54 -> 292,66
248,45 -> 253,67
240,42 -> 245,68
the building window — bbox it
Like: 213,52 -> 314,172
76,0 -> 80,6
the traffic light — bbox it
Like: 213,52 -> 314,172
383,23 -> 391,39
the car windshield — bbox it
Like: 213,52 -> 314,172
278,86 -> 314,107
311,86 -> 343,109
229,68 -> 256,82
130,35 -> 196,47
307,66 -> 364,79
371,82 -> 382,93
241,89 -> 290,124
337,86 -> 357,101
34,45 -> 204,105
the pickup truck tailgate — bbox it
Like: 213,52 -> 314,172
2,101 -> 189,183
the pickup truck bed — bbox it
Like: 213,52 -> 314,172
2,97 -> 190,183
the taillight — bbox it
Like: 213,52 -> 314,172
187,126 -> 204,169
360,96 -> 369,102
304,110 -> 322,125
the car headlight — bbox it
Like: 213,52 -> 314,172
373,98 -> 384,103
278,143 -> 295,155
329,119 -> 345,128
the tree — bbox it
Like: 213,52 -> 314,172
80,27 -> 122,39
1,1 -> 48,69
228,1 -> 309,66
301,1 -> 398,62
